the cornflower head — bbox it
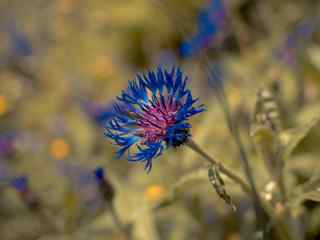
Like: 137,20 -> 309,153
105,67 -> 205,172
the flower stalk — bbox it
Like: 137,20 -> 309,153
200,61 -> 271,236
186,138 -> 251,195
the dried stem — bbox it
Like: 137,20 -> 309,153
201,60 -> 270,231
186,139 -> 251,195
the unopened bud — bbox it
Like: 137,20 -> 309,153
94,167 -> 115,203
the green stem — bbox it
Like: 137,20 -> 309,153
186,139 -> 251,195
201,60 -> 271,237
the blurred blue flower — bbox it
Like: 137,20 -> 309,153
105,67 -> 205,172
11,176 -> 28,192
180,0 -> 228,58
93,167 -> 114,202
93,167 -> 105,183
0,21 -> 32,68
8,25 -> 33,58
11,175 -> 40,209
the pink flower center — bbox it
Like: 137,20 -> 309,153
136,97 -> 180,143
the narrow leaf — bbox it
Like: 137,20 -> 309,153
279,114 -> 320,160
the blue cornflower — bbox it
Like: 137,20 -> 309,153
105,67 -> 205,172
11,176 -> 29,192
93,167 -> 114,202
93,167 -> 105,183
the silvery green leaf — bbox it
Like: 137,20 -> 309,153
301,191 -> 320,202
279,113 -> 320,160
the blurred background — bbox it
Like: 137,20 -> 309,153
1,0 -> 320,239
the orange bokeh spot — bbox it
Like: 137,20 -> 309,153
0,95 -> 8,116
50,138 -> 70,160
143,184 -> 166,203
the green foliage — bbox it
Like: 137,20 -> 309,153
279,109 -> 320,160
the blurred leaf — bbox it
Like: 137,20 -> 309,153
287,154 -> 319,178
308,207 -> 320,236
62,189 -> 81,231
301,191 -> 320,202
172,168 -> 208,195
307,45 -> 320,73
251,124 -> 275,146
290,176 -> 320,205
279,112 -> 320,160
133,208 -> 160,240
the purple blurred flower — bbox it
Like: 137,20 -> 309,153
0,133 -> 16,157
274,16 -> 319,67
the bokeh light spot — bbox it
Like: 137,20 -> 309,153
0,95 -> 8,116
50,138 -> 70,160
143,184 -> 166,203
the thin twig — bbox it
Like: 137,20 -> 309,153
186,139 -> 251,195
201,60 -> 270,230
